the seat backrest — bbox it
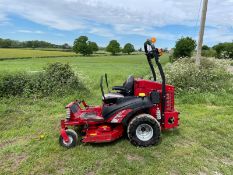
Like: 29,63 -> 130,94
123,75 -> 134,93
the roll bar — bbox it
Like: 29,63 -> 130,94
144,40 -> 166,122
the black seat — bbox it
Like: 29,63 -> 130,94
103,92 -> 124,104
112,75 -> 134,96
104,93 -> 124,99
102,75 -> 134,104
102,96 -> 154,119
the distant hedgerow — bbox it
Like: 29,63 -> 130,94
165,57 -> 232,92
0,63 -> 85,97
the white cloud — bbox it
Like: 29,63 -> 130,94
0,15 -> 7,22
53,33 -> 65,37
88,27 -> 115,38
17,30 -> 45,34
113,24 -> 177,41
0,4 -> 8,24
0,0 -> 232,43
204,27 -> 233,44
1,0 -> 232,28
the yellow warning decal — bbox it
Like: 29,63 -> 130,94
139,93 -> 146,97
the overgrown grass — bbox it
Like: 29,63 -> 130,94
0,63 -> 85,97
165,57 -> 232,92
0,54 -> 233,174
201,49 -> 217,57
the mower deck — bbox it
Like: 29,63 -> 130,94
82,125 -> 124,143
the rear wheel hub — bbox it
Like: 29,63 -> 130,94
136,124 -> 153,141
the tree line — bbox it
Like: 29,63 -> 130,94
1,36 -> 232,59
73,36 -> 232,59
172,37 -> 233,59
73,36 -> 135,55
0,38 -> 72,49
0,36 -> 136,55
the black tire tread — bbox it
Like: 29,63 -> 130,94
127,114 -> 160,147
59,129 -> 78,148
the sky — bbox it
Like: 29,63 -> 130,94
0,0 -> 232,49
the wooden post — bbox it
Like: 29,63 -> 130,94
196,0 -> 208,66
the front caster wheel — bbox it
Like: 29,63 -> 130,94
127,114 -> 161,147
59,129 -> 78,148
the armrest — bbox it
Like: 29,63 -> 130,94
112,86 -> 127,92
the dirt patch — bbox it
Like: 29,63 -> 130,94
126,154 -> 144,161
56,168 -> 66,175
174,139 -> 195,148
13,153 -> 28,170
0,138 -> 18,149
169,170 -> 180,175
0,136 -> 34,149
221,157 -> 233,165
151,151 -> 162,159
0,152 -> 28,172
86,171 -> 96,175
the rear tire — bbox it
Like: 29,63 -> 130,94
59,129 -> 78,148
127,114 -> 160,147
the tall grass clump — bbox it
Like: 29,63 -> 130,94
0,63 -> 85,97
165,57 -> 232,93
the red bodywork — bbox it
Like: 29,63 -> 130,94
60,79 -> 179,143
134,79 -> 179,129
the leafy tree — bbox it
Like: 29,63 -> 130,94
138,48 -> 142,52
213,42 -> 233,59
89,41 -> 99,52
202,45 -> 210,50
122,43 -> 135,55
173,37 -> 196,58
0,38 -> 12,48
62,43 -> 71,49
106,40 -> 121,55
73,36 -> 93,55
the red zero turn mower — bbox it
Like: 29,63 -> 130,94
59,38 -> 180,148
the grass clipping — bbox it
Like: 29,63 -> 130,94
165,57 -> 232,93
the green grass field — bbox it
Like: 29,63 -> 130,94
0,48 -> 142,60
0,48 -> 76,59
0,52 -> 233,175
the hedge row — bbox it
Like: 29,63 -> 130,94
0,63 -> 85,98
